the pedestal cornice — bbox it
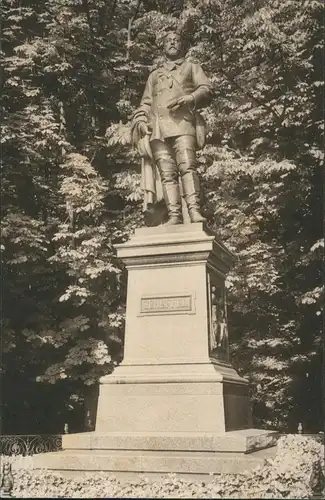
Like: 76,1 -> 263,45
115,223 -> 236,275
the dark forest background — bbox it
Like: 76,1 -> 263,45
1,0 -> 323,435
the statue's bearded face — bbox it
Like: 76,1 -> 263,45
163,33 -> 183,59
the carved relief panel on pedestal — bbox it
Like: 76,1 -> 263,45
207,274 -> 230,363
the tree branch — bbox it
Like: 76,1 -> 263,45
82,0 -> 95,46
107,0 -> 118,32
126,0 -> 142,61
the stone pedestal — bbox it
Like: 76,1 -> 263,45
96,223 -> 251,434
30,224 -> 278,476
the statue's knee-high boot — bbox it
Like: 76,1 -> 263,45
175,137 -> 206,223
151,140 -> 182,225
181,170 -> 206,223
162,183 -> 182,225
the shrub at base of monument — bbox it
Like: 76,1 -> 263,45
6,436 -> 325,499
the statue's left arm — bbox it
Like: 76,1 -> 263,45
190,63 -> 213,110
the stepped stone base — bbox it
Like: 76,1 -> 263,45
62,429 -> 278,454
29,448 -> 278,477
26,225 -> 279,479
28,429 -> 278,476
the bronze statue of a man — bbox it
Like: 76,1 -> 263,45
131,31 -> 213,225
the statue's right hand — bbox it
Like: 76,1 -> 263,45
138,122 -> 150,137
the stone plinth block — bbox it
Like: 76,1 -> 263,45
96,224 -> 251,434
62,429 -> 279,454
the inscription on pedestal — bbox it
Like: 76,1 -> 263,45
139,293 -> 195,316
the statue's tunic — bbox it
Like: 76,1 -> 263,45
138,58 -> 212,142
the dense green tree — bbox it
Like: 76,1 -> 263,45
1,0 -> 323,432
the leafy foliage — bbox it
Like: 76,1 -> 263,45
1,0 -> 323,432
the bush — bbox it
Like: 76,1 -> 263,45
4,435 -> 324,498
